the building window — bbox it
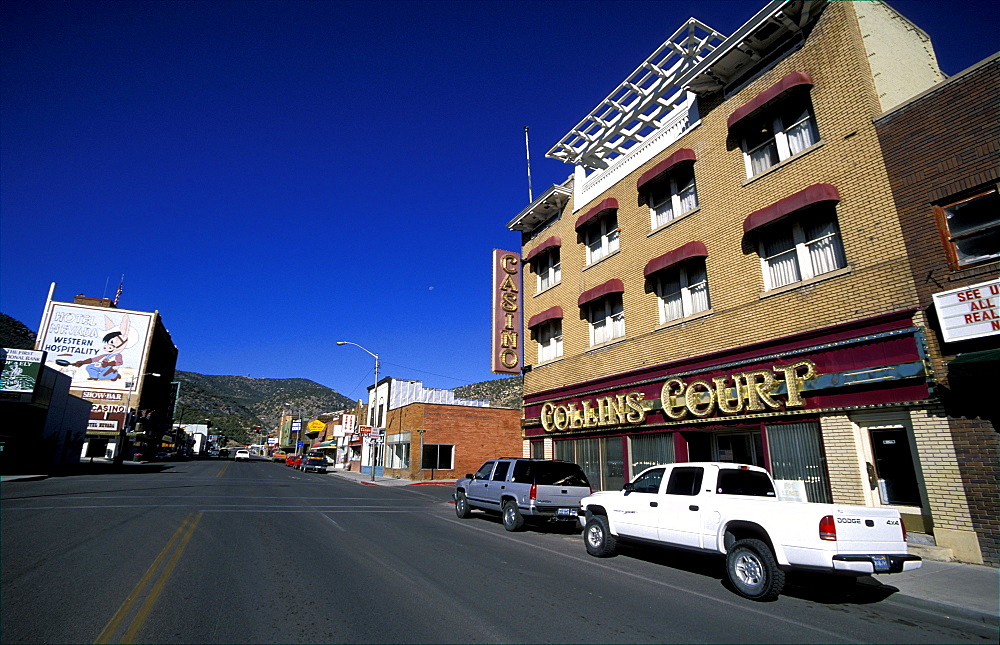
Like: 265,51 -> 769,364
741,93 -> 819,177
935,188 -> 1000,268
649,164 -> 698,229
536,319 -> 563,363
421,444 -> 454,470
585,213 -> 620,265
588,295 -> 624,345
655,259 -> 710,323
386,441 -> 410,469
759,212 -> 845,290
535,248 -> 561,291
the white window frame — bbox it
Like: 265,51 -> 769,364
649,167 -> 698,229
655,261 -> 710,324
585,214 -> 620,265
587,296 -> 624,346
535,248 -> 561,292
741,97 -> 819,178
536,319 -> 563,363
758,213 -> 846,290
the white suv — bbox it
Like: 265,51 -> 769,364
234,449 -> 250,462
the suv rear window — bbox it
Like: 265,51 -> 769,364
716,469 -> 776,497
510,461 -> 590,487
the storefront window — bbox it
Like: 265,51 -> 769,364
714,431 -> 764,466
629,433 -> 675,480
766,422 -> 831,503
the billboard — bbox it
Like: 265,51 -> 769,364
0,348 -> 45,403
932,278 -> 999,343
491,249 -> 522,374
37,303 -> 154,395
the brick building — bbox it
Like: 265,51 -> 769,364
874,54 -> 1000,565
507,1 -> 988,563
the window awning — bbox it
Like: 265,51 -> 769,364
743,183 -> 840,234
527,306 -> 564,329
578,279 -> 625,307
644,241 -> 708,278
575,198 -> 618,231
524,236 -> 562,263
636,149 -> 697,190
727,71 -> 814,130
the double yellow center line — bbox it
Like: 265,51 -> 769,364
95,512 -> 202,644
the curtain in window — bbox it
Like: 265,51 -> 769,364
688,264 -> 710,313
679,179 -> 698,213
554,440 -> 573,462
610,305 -> 625,339
764,231 -> 800,288
785,114 -> 816,155
607,227 -> 620,254
602,437 -> 625,492
766,422 -> 831,503
654,199 -> 674,227
659,272 -> 683,321
750,140 -> 779,175
804,218 -> 845,276
630,433 -> 675,479
575,438 -> 601,489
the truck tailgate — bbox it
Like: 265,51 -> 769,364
831,507 -> 907,553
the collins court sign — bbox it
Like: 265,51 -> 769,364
491,249 -> 522,374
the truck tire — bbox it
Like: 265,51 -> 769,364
584,515 -> 617,557
455,492 -> 472,519
502,500 -> 525,532
726,538 -> 785,601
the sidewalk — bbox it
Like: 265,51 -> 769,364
327,468 -> 998,624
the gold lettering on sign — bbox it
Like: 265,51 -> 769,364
540,392 -> 648,432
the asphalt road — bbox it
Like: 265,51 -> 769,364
1,458 -> 994,644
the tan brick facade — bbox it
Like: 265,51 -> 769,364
512,2 -> 992,564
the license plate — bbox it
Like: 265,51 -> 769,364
872,555 -> 890,572
556,508 -> 576,517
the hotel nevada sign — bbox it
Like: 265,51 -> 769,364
524,312 -> 932,435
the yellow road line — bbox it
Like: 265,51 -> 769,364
120,512 -> 202,642
94,512 -> 201,644
216,461 -> 229,478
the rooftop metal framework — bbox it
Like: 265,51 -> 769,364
546,18 -> 726,170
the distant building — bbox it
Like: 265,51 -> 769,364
34,285 -> 178,462
507,1 -> 990,564
874,54 -> 1000,565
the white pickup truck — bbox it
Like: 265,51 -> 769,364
579,462 -> 921,601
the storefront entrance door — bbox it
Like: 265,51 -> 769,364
869,427 -> 921,507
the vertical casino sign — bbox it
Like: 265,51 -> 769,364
492,249 -> 522,374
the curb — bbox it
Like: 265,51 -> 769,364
887,592 -> 1000,627
0,475 -> 49,483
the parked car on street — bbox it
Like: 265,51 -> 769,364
300,452 -> 328,473
272,450 -> 287,463
454,458 -> 592,531
219,449 -> 230,458
285,454 -> 302,468
578,462 -> 921,601
234,449 -> 251,462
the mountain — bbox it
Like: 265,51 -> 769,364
0,313 -> 37,350
174,371 -> 355,443
454,375 -> 522,409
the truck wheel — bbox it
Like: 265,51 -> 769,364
455,492 -> 472,519
584,515 -> 617,557
502,500 -> 525,532
726,538 -> 785,601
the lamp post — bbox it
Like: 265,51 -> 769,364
336,341 -> 379,481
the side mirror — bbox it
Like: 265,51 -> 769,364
622,482 -> 634,495
465,473 -> 474,480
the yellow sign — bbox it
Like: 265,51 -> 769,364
307,420 -> 325,432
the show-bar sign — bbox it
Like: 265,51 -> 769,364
491,249 -> 522,374
540,360 -> 817,432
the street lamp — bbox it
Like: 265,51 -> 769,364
336,341 -> 379,481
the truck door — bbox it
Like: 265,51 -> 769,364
614,467 -> 665,540
467,461 -> 496,508
656,466 -> 705,548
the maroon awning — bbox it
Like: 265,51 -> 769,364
643,241 -> 709,278
727,71 -> 814,130
578,278 -> 625,307
743,183 -> 840,233
636,149 -> 697,190
575,198 -> 618,230
527,306 -> 564,329
524,236 -> 561,263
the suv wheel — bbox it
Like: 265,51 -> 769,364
455,492 -> 472,519
502,500 -> 524,532
584,515 -> 617,557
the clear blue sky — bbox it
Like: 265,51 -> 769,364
2,0 -> 995,399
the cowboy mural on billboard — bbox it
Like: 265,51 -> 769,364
38,303 -> 153,393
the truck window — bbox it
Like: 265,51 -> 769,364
533,462 -> 590,487
491,461 -> 511,481
473,462 -> 495,480
716,469 -> 776,497
631,468 -> 665,493
665,467 -> 703,496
